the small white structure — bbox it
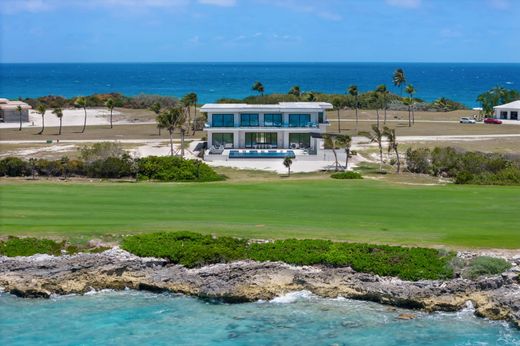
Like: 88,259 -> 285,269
494,100 -> 520,120
0,98 -> 31,122
201,102 -> 332,153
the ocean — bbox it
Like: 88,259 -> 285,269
1,290 -> 519,345
1,63 -> 519,107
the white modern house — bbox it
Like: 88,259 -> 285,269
201,102 -> 332,153
494,100 -> 520,120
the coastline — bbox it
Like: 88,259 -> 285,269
1,248 -> 519,328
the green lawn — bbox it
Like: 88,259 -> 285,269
1,180 -> 519,248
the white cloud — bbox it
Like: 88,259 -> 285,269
1,0 -> 52,14
385,0 -> 421,9
488,0 -> 510,10
259,0 -> 343,21
198,0 -> 236,6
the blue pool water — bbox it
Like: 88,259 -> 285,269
1,63 -> 519,107
229,150 -> 295,159
0,290 -> 519,345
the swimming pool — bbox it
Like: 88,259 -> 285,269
229,150 -> 296,159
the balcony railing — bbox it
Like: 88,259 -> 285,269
205,122 -> 322,129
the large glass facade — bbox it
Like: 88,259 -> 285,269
240,114 -> 259,127
263,113 -> 282,127
289,133 -> 311,148
289,114 -> 311,127
245,132 -> 278,148
212,133 -> 234,147
212,114 -> 235,127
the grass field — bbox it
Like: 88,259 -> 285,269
1,179 -> 519,248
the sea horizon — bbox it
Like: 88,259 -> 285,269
1,62 -> 519,107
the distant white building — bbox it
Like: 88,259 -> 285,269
201,102 -> 332,153
0,98 -> 31,122
494,100 -> 520,120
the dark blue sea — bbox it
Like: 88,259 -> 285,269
1,63 -> 519,107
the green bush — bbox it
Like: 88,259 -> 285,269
405,148 -> 431,174
0,237 -> 64,257
121,232 -> 455,281
464,256 -> 511,279
0,157 -> 30,177
86,156 -> 133,178
138,156 -> 224,182
331,171 -> 363,180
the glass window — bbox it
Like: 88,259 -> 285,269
289,133 -> 311,148
245,132 -> 278,148
318,112 -> 324,124
240,114 -> 259,127
500,111 -> 508,119
212,133 -> 234,147
289,114 -> 311,127
212,114 -> 235,127
511,111 -> 518,120
264,113 -> 282,127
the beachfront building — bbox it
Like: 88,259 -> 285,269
494,100 -> 520,120
0,98 -> 31,122
201,102 -> 333,153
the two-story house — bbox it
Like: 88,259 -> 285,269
201,102 -> 332,153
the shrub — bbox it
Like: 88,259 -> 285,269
464,256 -> 511,279
80,142 -> 126,163
405,148 -> 431,174
138,156 -> 223,182
86,156 -> 133,178
0,237 -> 64,257
331,171 -> 363,180
0,157 -> 30,177
121,232 -> 455,281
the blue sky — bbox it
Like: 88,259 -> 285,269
1,0 -> 519,63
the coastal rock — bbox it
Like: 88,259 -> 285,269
1,249 -> 519,328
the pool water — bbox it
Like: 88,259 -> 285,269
229,150 -> 296,159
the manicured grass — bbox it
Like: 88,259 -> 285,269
1,180 -> 519,248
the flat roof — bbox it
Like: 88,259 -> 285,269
0,98 -> 31,110
200,102 -> 333,113
494,100 -> 520,110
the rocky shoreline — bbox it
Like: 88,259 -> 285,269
1,248 -> 519,327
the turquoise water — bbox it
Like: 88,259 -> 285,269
1,290 -> 519,345
1,63 -> 519,106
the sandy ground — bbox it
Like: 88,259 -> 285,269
0,108 -> 145,129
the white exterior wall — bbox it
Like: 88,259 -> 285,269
494,108 -> 519,120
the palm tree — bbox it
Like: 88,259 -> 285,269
36,104 -> 47,135
359,124 -> 385,172
288,85 -> 301,97
149,102 -> 162,135
283,157 -> 293,177
252,81 -> 264,96
332,97 -> 342,133
305,92 -> 316,102
383,126 -> 400,173
105,98 -> 115,129
323,134 -> 340,171
406,84 -> 416,124
372,88 -> 382,129
157,107 -> 186,156
336,134 -> 352,171
52,107 -> 64,135
404,97 -> 413,127
376,84 -> 389,124
393,68 -> 406,96
75,97 -> 88,133
348,85 -> 359,130
16,105 -> 23,131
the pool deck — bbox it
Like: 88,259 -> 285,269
204,149 -> 361,173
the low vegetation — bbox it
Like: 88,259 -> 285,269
405,146 -> 520,185
463,256 -> 512,279
0,143 -> 223,182
121,232 -> 455,281
0,237 -> 109,257
330,171 -> 362,179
